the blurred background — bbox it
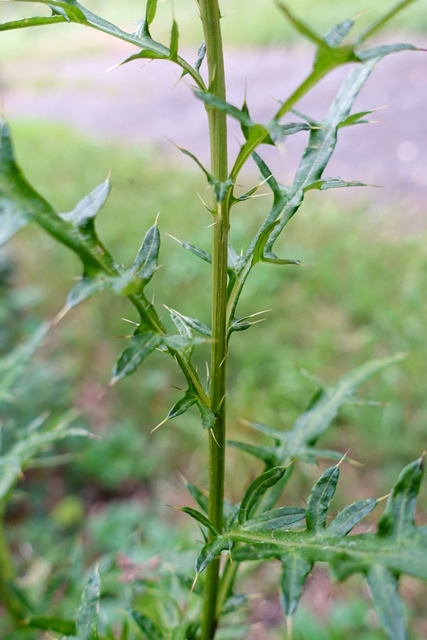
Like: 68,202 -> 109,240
0,1 -> 426,638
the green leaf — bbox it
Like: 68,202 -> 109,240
275,3 -> 326,49
28,616 -> 76,635
244,506 -> 305,532
132,222 -> 160,288
357,43 -> 418,62
169,236 -> 212,265
194,42 -> 206,73
304,177 -> 367,192
378,454 -> 424,540
166,309 -> 212,337
168,393 -> 198,420
111,332 -> 161,384
358,0 -> 417,43
324,19 -> 355,47
169,20 -> 179,62
184,480 -> 209,514
306,464 -> 340,532
339,110 -> 374,128
130,610 -> 165,640
367,566 -> 407,640
227,440 -> 277,466
145,0 -> 158,27
180,507 -> 219,536
76,568 -> 100,640
195,536 -> 232,574
197,401 -> 216,430
238,467 -> 287,525
0,16 -> 66,32
326,498 -> 378,537
280,554 -> 312,616
60,178 -> 110,226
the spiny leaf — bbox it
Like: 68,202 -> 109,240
180,507 -> 219,537
280,554 -> 312,616
167,235 -> 212,265
76,568 -> 100,640
244,506 -> 305,532
367,566 -> 407,640
357,43 -> 419,62
132,222 -> 160,287
195,537 -> 232,574
378,454 -> 424,540
227,440 -> 277,466
169,20 -> 179,62
168,393 -> 198,420
275,3 -> 326,49
111,332 -> 161,384
60,178 -> 110,227
238,466 -> 287,525
304,177 -> 367,192
184,480 -> 209,514
327,498 -> 378,537
145,0 -> 158,27
306,464 -> 340,532
194,41 -> 206,73
197,401 -> 216,430
358,0 -> 418,43
174,144 -> 232,204
166,309 -> 212,337
324,19 -> 355,47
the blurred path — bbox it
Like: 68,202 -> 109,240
1,43 -> 426,213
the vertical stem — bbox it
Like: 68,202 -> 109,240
198,1 -> 229,638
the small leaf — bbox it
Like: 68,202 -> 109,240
378,455 -> 424,540
184,480 -> 209,514
168,236 -> 212,265
244,507 -> 306,532
166,309 -> 212,337
169,20 -> 179,62
145,0 -> 158,27
306,464 -> 340,532
111,332 -> 161,384
327,499 -> 378,537
180,507 -> 219,536
227,440 -> 277,466
194,41 -> 206,73
324,19 -> 355,47
280,554 -> 312,616
238,466 -> 287,525
60,178 -> 110,227
130,610 -> 165,640
76,568 -> 100,640
132,223 -> 160,287
305,177 -> 367,192
357,43 -> 418,62
66,274 -> 110,309
168,394 -> 198,420
197,401 -> 216,430
367,566 -> 407,640
196,537 -> 232,574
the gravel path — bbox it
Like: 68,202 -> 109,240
1,40 -> 426,213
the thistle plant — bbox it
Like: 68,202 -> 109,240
0,1 -> 426,639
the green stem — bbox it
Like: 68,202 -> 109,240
198,1 -> 229,638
